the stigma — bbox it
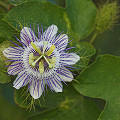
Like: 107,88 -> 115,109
29,42 -> 56,73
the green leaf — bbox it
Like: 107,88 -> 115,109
74,55 -> 120,120
0,60 -> 11,83
4,0 -> 97,41
66,0 -> 97,40
9,0 -> 43,5
0,8 -> 5,19
70,42 -> 96,71
0,20 -> 16,42
0,84 -> 31,120
27,99 -> 100,120
17,84 -> 100,120
3,1 -> 67,33
9,0 -> 65,7
93,24 -> 120,56
14,87 -> 29,108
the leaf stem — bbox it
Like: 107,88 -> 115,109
89,32 -> 98,44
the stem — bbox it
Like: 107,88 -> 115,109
89,32 -> 98,44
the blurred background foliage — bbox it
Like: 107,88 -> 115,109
0,0 -> 120,120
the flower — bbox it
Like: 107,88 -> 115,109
3,25 -> 80,99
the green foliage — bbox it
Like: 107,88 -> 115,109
3,1 -> 68,34
15,84 -> 101,120
0,84 -> 31,120
66,0 -> 97,40
0,60 -> 11,83
0,8 -> 5,19
93,24 -> 120,56
9,0 -> 44,5
9,0 -> 65,7
26,99 -> 100,120
74,55 -> 120,119
70,42 -> 96,71
4,0 -> 97,41
0,20 -> 16,42
0,0 -> 120,119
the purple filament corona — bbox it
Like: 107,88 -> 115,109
3,24 -> 80,99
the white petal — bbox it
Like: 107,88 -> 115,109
30,80 -> 44,99
57,68 -> 73,82
3,47 -> 23,60
49,76 -> 63,92
20,27 -> 38,45
13,71 -> 29,89
42,25 -> 58,42
54,34 -> 68,51
7,61 -> 23,75
60,53 -> 80,65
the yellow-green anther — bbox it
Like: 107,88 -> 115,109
31,42 -> 41,55
39,59 -> 44,73
51,57 -> 56,67
29,53 -> 34,66
45,45 -> 55,56
30,41 -> 56,69
46,56 -> 56,68
48,57 -> 56,68
43,41 -> 48,54
32,55 -> 43,67
29,53 -> 39,66
49,64 -> 53,69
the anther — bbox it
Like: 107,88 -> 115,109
31,42 -> 41,55
29,53 -> 39,66
45,45 -> 55,56
43,41 -> 48,54
39,59 -> 44,73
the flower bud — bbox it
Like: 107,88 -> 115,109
95,1 -> 119,33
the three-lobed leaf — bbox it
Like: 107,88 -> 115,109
74,55 -> 120,120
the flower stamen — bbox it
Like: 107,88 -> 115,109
43,41 -> 48,54
29,53 -> 39,66
30,42 -> 56,68
31,42 -> 42,55
48,57 -> 56,68
39,59 -> 44,73
45,45 -> 55,56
